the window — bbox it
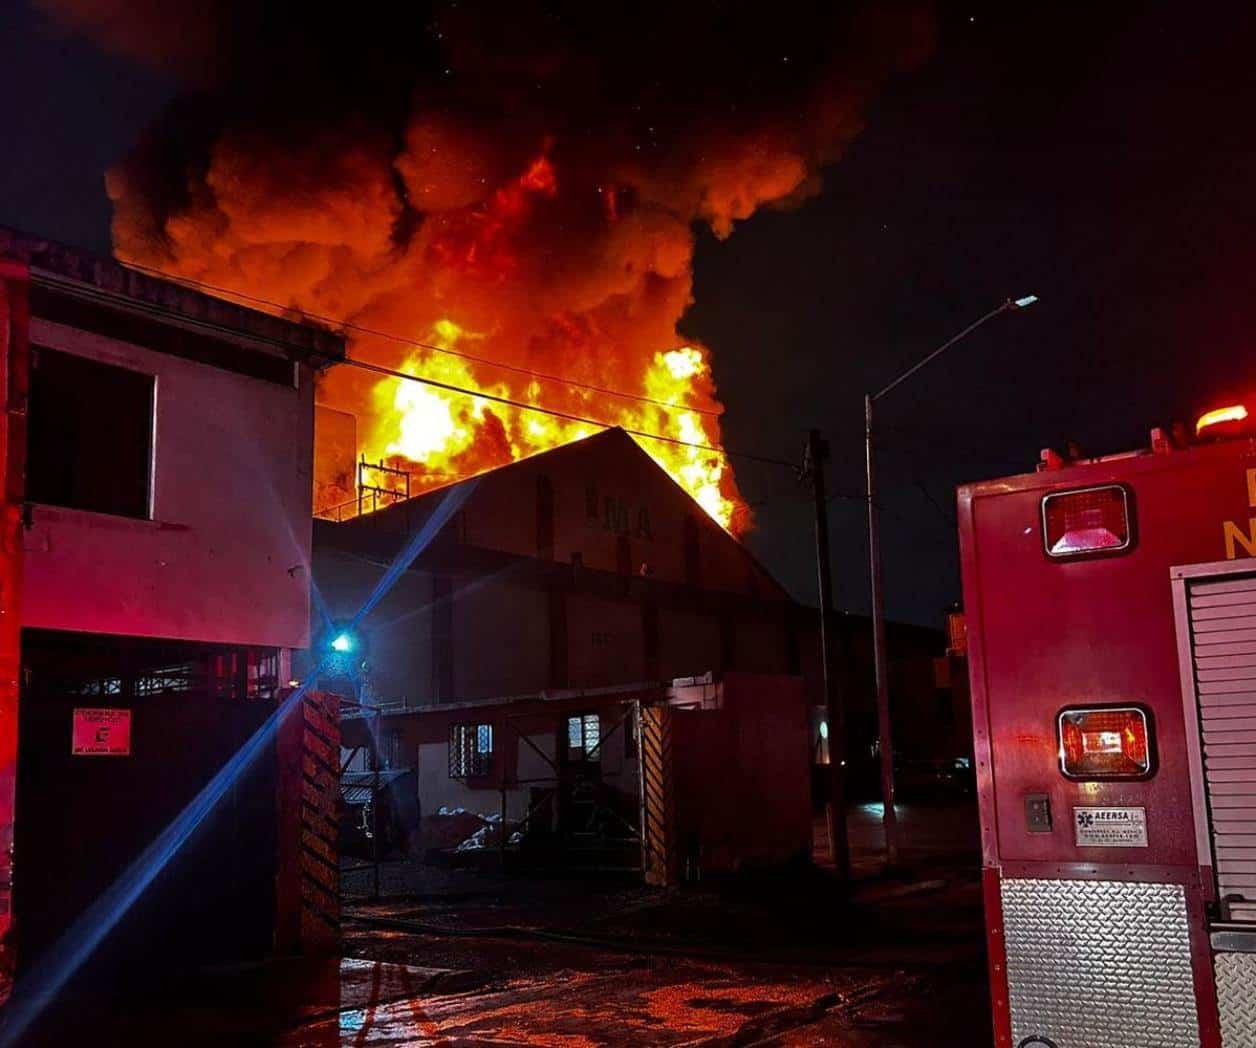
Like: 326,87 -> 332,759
134,664 -> 195,696
567,713 -> 601,761
384,730 -> 404,770
449,723 -> 493,778
603,495 -> 629,534
27,346 -> 154,518
68,677 -> 123,698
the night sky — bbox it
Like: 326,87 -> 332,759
4,2 -> 1256,626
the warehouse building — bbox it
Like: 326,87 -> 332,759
312,429 -> 955,878
313,429 -> 815,876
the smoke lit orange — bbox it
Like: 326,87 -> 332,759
339,150 -> 741,530
112,138 -> 750,532
91,3 -> 931,537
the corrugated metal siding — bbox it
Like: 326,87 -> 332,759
1188,575 -> 1256,921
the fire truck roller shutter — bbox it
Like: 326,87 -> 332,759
1182,570 -> 1256,1048
1184,573 -> 1256,923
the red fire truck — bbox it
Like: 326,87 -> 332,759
959,406 -> 1256,1048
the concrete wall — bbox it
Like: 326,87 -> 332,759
344,677 -> 812,876
416,740 -> 508,819
310,551 -> 558,705
367,702 -> 640,834
657,605 -> 724,681
22,317 -> 316,649
671,673 -> 812,873
566,591 -> 647,688
316,551 -> 797,706
731,618 -> 793,675
454,580 -> 549,699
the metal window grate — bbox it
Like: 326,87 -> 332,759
449,722 -> 493,778
134,664 -> 196,696
567,713 -> 601,761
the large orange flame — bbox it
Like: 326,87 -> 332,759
360,314 -> 737,529
349,150 -> 741,530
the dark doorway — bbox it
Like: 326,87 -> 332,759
13,630 -> 280,985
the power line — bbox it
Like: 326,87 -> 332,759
910,474 -> 957,528
119,259 -> 720,416
340,354 -> 796,468
116,257 -> 797,468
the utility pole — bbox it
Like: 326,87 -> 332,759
372,706 -> 382,900
864,394 -> 898,866
802,429 -> 850,882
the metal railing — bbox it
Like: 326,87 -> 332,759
315,456 -> 412,522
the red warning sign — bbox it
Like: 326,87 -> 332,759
71,708 -> 132,756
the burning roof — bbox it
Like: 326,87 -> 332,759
313,427 -> 793,601
38,0 -> 932,532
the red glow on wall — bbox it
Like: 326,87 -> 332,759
0,260 -> 29,998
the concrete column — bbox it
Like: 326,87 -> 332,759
0,262 -> 28,999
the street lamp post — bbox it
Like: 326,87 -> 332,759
866,295 -> 1037,866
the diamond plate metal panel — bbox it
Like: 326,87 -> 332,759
1001,878 -> 1199,1048
1216,952 -> 1256,1047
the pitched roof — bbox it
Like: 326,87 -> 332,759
315,428 -> 791,601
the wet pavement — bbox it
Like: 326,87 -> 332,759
299,800 -> 989,1046
280,955 -> 894,1046
23,802 -> 991,1046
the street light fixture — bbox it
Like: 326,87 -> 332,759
865,295 -> 1037,866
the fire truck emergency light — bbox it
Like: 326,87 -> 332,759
1195,402 -> 1249,438
1058,706 -> 1152,779
1041,485 -> 1131,557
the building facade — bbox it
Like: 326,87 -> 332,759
311,429 -> 799,706
0,229 -> 344,992
313,430 -> 956,874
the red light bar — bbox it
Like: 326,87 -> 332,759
1058,706 -> 1152,779
1042,485 -> 1131,558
